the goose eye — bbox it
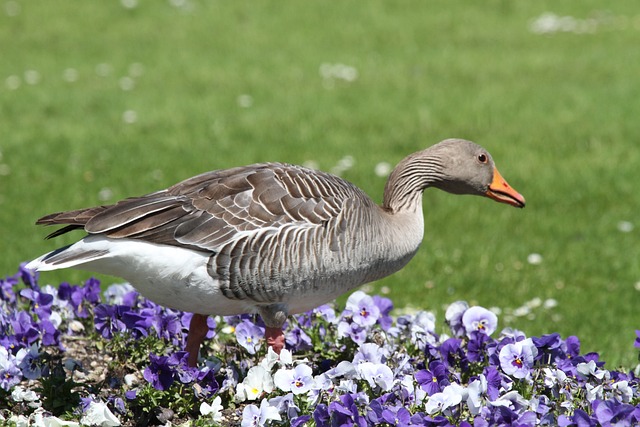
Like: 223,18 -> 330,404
477,153 -> 488,164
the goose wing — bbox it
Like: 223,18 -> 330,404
37,163 -> 366,252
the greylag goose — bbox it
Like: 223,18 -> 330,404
26,138 -> 524,366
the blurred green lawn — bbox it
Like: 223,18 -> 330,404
2,1 -> 639,366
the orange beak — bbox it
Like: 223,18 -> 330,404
485,167 -> 525,208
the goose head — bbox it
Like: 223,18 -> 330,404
383,139 -> 525,211
430,139 -> 525,208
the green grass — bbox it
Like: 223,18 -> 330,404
2,1 -> 640,366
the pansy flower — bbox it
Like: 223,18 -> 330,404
445,301 -> 469,338
235,319 -> 265,355
462,306 -> 497,337
345,291 -> 380,327
274,364 -> 314,395
356,361 -> 394,391
241,398 -> 281,427
236,366 -> 274,402
94,304 -> 128,339
143,353 -> 177,391
415,360 -> 450,395
498,338 -> 538,379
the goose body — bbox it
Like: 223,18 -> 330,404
27,139 -> 525,365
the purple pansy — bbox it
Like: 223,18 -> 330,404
445,301 -> 469,338
269,393 -> 301,419
274,364 -> 314,395
499,338 -> 538,379
10,310 -> 40,348
94,304 -> 128,339
241,399 -> 281,427
235,319 -> 265,354
415,361 -> 450,395
313,403 -> 330,427
0,273 -> 19,303
381,406 -> 412,427
19,264 -> 39,290
593,399 -> 636,426
285,327 -> 313,351
462,306 -> 498,337
337,321 -> 368,345
345,291 -> 380,327
328,393 -> 368,427
483,366 -> 502,401
16,344 -> 43,380
467,330 -> 492,363
19,288 -> 53,320
143,353 -> 177,391
5,264 -> 640,427
353,343 -> 386,365
372,295 -> 393,331
168,351 -> 198,384
0,346 -> 22,391
313,304 -> 337,323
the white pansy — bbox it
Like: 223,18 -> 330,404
236,366 -> 274,402
80,400 -> 121,427
200,395 -> 224,423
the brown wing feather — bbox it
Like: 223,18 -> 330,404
35,163 -> 365,252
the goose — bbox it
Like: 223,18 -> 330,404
26,138 -> 525,366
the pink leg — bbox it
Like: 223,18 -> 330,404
186,314 -> 209,367
265,327 -> 285,354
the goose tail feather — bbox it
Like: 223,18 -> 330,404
25,241 -> 110,272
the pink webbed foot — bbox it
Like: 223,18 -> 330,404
265,327 -> 285,355
185,313 -> 209,367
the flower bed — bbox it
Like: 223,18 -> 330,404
1,266 -> 640,426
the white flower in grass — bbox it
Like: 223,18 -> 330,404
6,75 -> 21,90
62,68 -> 78,83
273,363 -> 314,395
200,396 -> 224,424
80,400 -> 121,426
236,366 -> 274,402
527,253 -> 543,265
374,161 -> 392,177
122,110 -> 137,124
617,221 -> 633,233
